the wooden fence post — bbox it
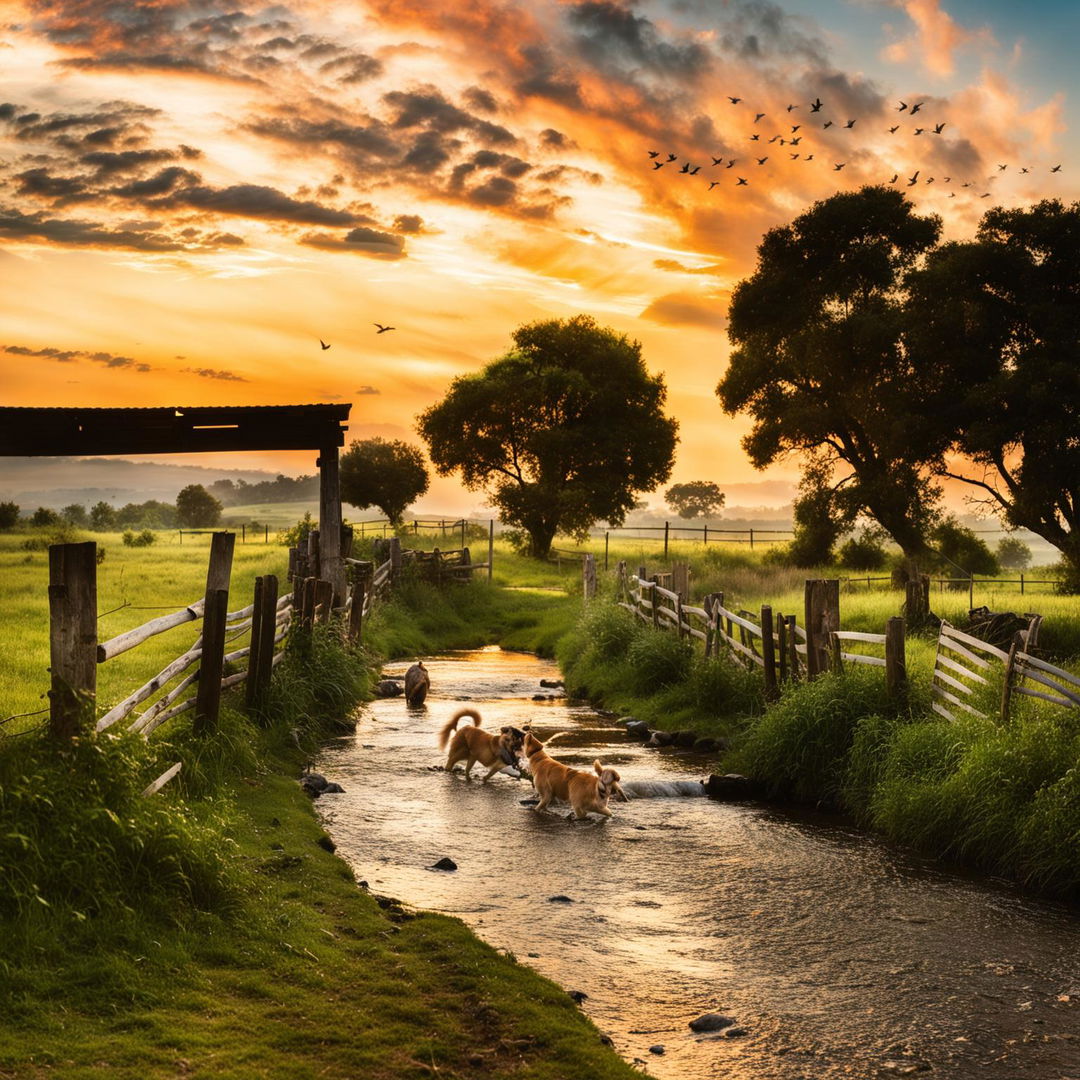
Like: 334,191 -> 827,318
307,528 -> 320,581
761,604 -> 778,700
785,614 -> 800,680
255,574 -> 279,699
885,616 -> 906,697
829,631 -> 843,675
663,521 -> 670,558
671,562 -> 690,601
604,530 -> 610,571
703,594 -> 714,657
48,541 -> 98,740
388,537 -> 402,583
776,611 -> 788,682
650,575 -> 660,629
804,578 -> 839,679
314,579 -> 334,623
245,575 -> 266,709
300,576 -> 317,630
1000,632 -> 1022,724
488,520 -> 494,584
194,531 -> 235,735
583,553 -> 597,600
348,579 -> 366,643
675,591 -> 685,639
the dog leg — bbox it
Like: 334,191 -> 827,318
463,756 -> 476,779
481,762 -> 503,781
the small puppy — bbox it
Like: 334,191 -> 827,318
404,661 -> 430,706
439,707 -> 526,780
523,731 -> 626,819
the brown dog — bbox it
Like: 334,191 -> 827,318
439,708 -> 527,780
523,731 -> 626,819
404,661 -> 430,706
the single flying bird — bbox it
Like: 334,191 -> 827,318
834,162 -> 846,170
810,97 -> 823,112
750,133 -> 760,141
736,177 -> 748,185
914,127 -> 925,135
786,103 -> 798,112
712,155 -> 724,165
907,170 -> 920,186
804,153 -> 814,161
652,161 -> 664,169
823,120 -> 834,128
790,152 -> 800,160
726,159 -> 737,168
998,163 -> 1008,170
910,102 -> 923,114
789,136 -> 801,146
757,156 -> 768,164
648,150 -> 660,158
708,181 -> 719,190
889,174 -> 898,183
897,101 -> 908,112
319,339 -> 331,350
791,125 -> 801,133
933,122 -> 946,134
666,153 -> 678,162
374,323 -> 395,334
688,165 -> 701,175
888,125 -> 900,134
1052,164 -> 1062,172
844,119 -> 856,129
679,162 -> 690,173
728,96 -> 742,104
754,112 -> 766,122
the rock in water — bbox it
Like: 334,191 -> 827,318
689,1013 -> 737,1033
649,1045 -> 665,1056
375,679 -> 403,697
404,661 -> 430,706
625,720 -> 651,740
430,856 -> 457,871
704,773 -> 761,800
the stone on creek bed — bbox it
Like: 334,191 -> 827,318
689,1012 -> 737,1033
375,679 -> 403,697
704,773 -> 764,800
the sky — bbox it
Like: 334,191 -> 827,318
0,0 -> 1075,516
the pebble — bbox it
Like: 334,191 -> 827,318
548,894 -> 574,903
430,857 -> 457,871
689,1013 -> 737,1033
649,1045 -> 665,1055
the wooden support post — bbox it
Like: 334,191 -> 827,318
48,541 -> 98,740
300,576 -> 317,630
1000,631 -> 1022,724
968,575 -> 974,612
761,604 -> 778,700
664,520 -> 670,558
885,616 -> 906,697
583,553 -> 597,600
703,594 -> 715,657
388,537 -> 402,583
650,575 -> 660,628
604,530 -> 609,571
255,574 -> 279,698
714,590 -> 725,657
671,563 -> 690,601
786,614 -> 800,680
348,579 -> 366,643
749,527 -> 754,549
245,576 -> 266,709
904,574 -> 929,625
318,445 -> 345,607
676,592 -> 685,639
776,611 -> 788,682
461,519 -> 466,551
194,588 -> 228,735
488,520 -> 494,583
306,528 -> 320,580
314,579 -> 334,623
829,630 -> 843,675
804,578 -> 839,679
703,524 -> 708,546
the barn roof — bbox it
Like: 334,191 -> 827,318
0,404 -> 351,456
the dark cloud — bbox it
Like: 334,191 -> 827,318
515,45 -> 584,108
468,175 -> 517,206
2,343 -> 151,371
112,166 -> 201,197
320,53 -> 383,84
463,87 -> 498,113
156,182 -> 361,226
567,2 -> 712,78
355,385 -> 380,395
539,128 -> 573,149
384,87 -> 516,145
299,227 -> 406,258
0,207 -> 188,251
183,366 -> 248,382
80,148 -> 178,175
392,214 -> 424,233
715,0 -> 829,68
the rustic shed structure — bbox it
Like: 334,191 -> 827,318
0,404 -> 352,600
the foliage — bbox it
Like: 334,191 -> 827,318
0,502 -> 18,529
89,500 -> 117,530
784,467 -> 852,566
339,437 -> 430,528
930,517 -> 999,576
116,499 -> 177,529
996,537 -> 1032,570
418,314 -> 678,559
277,511 -> 316,547
837,527 -> 890,571
718,186 -> 945,558
665,480 -> 725,519
907,199 -> 1080,581
122,529 -> 157,547
176,484 -> 223,528
60,503 -> 88,526
30,507 -> 60,527
208,473 -> 320,506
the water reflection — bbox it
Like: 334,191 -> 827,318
317,648 -> 1080,1079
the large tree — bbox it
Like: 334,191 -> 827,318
906,200 -> 1080,587
665,481 -> 725,520
717,186 -> 945,560
339,437 -> 429,528
418,315 -> 678,558
176,484 -> 222,528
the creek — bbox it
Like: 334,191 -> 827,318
315,647 -> 1080,1079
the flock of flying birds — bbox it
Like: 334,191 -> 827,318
648,94 -> 1064,199
318,324 -> 395,349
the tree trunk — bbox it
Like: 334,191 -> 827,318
527,521 -> 558,560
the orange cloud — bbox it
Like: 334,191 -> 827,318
883,0 -> 995,78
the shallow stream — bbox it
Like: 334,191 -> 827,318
316,647 -> 1080,1079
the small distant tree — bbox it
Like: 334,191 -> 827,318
419,315 -> 678,559
0,502 -> 19,529
837,527 -> 889,571
996,537 -> 1032,571
176,484 -> 223,528
60,503 -> 88,526
90,501 -> 117,530
339,438 -> 430,528
665,481 -> 725,520
31,507 -> 60,527
930,518 -> 999,576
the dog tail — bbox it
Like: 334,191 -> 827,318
438,707 -> 482,749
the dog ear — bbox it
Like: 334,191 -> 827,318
500,726 -> 511,734
593,759 -> 603,776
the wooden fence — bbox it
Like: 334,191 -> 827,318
611,560 -> 907,700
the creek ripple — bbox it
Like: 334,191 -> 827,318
315,647 -> 1080,1080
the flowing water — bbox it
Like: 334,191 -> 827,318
315,647 -> 1080,1079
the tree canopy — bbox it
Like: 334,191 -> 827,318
718,186 -> 947,559
339,438 -> 429,528
418,314 -> 678,558
906,199 -> 1080,586
175,484 -> 223,528
665,481 -> 725,520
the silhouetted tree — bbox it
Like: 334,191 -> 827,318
907,200 -> 1080,588
60,504 -> 88,526
31,507 -> 60,527
89,501 -> 117,530
665,481 -> 725,519
0,502 -> 20,529
340,438 -> 429,528
996,537 -> 1032,571
419,315 -> 678,558
718,186 -> 945,559
176,485 -> 222,528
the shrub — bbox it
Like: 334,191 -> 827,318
30,507 -> 60,527
277,511 -> 316,548
0,501 -> 18,529
122,529 -> 157,547
996,537 -> 1032,570
930,518 -> 999,576
837,529 -> 889,571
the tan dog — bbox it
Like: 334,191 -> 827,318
439,708 -> 527,780
523,731 -> 626,819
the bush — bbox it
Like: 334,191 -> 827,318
837,529 -> 889,571
0,501 -> 18,529
277,511 -> 316,548
930,518 -> 999,576
996,537 -> 1032,570
122,529 -> 157,547
30,507 -> 60,527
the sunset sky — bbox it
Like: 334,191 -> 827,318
1,0 -> 1076,516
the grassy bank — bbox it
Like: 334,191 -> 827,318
557,569 -> 1080,899
0,531 -> 635,1078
